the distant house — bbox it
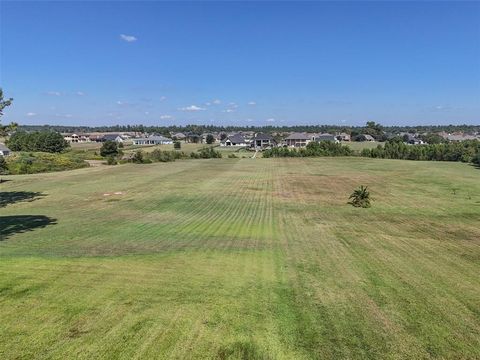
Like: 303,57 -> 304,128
63,133 -> 80,143
336,133 -> 351,142
251,133 -> 276,150
313,133 -> 338,143
172,132 -> 186,140
0,143 -> 11,156
185,133 -> 202,143
446,134 -> 478,142
404,134 -> 424,145
363,134 -> 375,142
221,134 -> 247,147
102,134 -> 124,143
284,133 -> 310,147
132,135 -> 173,145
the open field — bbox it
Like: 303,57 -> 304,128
0,158 -> 479,359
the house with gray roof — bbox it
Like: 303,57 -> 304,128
251,133 -> 276,150
102,134 -> 124,143
0,143 -> 11,156
284,133 -> 310,147
220,134 -> 247,147
312,133 -> 339,143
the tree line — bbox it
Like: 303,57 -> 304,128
361,139 -> 480,164
18,123 -> 480,137
7,131 -> 70,153
263,141 -> 354,158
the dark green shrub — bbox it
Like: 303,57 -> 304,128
132,150 -> 144,164
106,156 -> 117,165
100,141 -> 118,157
348,186 -> 371,208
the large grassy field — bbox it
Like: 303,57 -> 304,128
0,158 -> 479,359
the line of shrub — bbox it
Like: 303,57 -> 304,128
7,131 -> 69,153
262,141 -> 354,158
1,152 -> 88,175
360,139 -> 480,163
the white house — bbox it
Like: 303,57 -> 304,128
132,135 -> 173,145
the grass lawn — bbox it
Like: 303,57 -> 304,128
0,158 -> 479,359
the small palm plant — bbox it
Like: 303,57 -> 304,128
348,185 -> 371,208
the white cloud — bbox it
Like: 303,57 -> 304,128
222,109 -> 235,113
160,114 -> 173,119
266,118 -> 275,122
55,113 -> 73,118
116,100 -> 124,105
144,111 -> 150,115
120,34 -> 137,42
228,102 -> 238,108
76,91 -> 85,96
178,105 -> 206,112
26,112 -> 37,116
46,91 -> 61,96
248,101 -> 256,105
212,99 -> 221,105
160,96 -> 167,101
204,102 -> 211,106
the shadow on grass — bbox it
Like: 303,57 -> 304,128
0,215 -> 57,241
0,191 -> 46,208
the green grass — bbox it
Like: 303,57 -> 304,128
0,158 -> 479,359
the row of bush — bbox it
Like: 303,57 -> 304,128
0,152 -> 88,175
108,146 -> 223,165
262,141 -> 354,158
361,139 -> 480,164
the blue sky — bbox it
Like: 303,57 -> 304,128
1,1 -> 479,126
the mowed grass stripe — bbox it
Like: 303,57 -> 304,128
1,158 -> 479,358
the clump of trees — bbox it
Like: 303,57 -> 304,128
348,186 -> 372,208
361,139 -> 480,163
4,152 -> 88,174
205,134 -> 215,144
263,141 -> 353,158
100,140 -> 119,158
191,147 -> 222,159
7,131 -> 69,153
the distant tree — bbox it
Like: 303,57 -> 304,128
118,142 -> 124,148
206,134 -> 215,144
418,133 -> 446,145
0,88 -> 13,118
174,141 -> 181,150
100,140 -> 118,157
219,133 -> 227,141
348,186 -> 372,208
132,150 -> 144,164
0,88 -> 15,136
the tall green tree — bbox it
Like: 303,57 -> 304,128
206,134 -> 215,144
100,141 -> 119,157
0,88 -> 15,137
